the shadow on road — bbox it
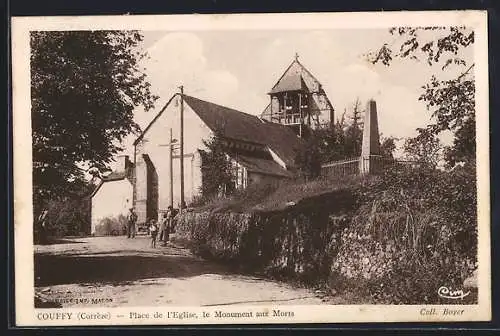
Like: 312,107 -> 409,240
37,238 -> 87,245
35,253 -> 230,287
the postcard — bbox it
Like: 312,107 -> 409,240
12,10 -> 490,326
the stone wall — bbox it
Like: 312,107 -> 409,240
174,190 -> 354,284
332,232 -> 395,282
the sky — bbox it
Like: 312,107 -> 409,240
114,28 -> 472,164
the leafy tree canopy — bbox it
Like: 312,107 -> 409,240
367,26 -> 475,168
380,136 -> 397,159
403,128 -> 443,168
199,134 -> 234,198
294,96 -> 400,180
31,31 -> 157,211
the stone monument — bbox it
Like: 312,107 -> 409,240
359,99 -> 381,174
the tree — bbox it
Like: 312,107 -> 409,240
344,98 -> 364,157
314,121 -> 346,162
294,101 -> 367,179
31,31 -> 157,215
199,134 -> 234,198
367,27 -> 475,168
362,28 -> 477,299
403,129 -> 443,168
294,134 -> 322,181
380,136 -> 397,159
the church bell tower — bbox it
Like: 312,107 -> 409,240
260,54 -> 335,137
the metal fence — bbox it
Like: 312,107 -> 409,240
321,157 -> 360,179
321,155 -> 421,179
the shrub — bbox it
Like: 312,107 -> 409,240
94,215 -> 127,236
42,197 -> 91,238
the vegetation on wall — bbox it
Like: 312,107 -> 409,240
333,162 -> 477,303
177,159 -> 477,304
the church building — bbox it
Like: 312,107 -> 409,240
132,94 -> 302,224
91,55 -> 336,226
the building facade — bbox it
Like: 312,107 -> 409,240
133,94 -> 302,225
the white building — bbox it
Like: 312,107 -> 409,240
133,94 -> 303,224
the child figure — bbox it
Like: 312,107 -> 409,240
149,219 -> 158,248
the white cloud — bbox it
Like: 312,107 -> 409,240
136,32 -> 240,128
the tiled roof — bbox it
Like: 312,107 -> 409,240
230,154 -> 294,178
268,59 -> 321,94
102,171 -> 127,181
183,95 -> 302,168
134,94 -> 303,171
258,120 -> 302,168
90,170 -> 132,198
183,95 -> 266,145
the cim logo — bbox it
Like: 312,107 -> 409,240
437,286 -> 470,300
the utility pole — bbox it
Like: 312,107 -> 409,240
298,92 -> 302,138
179,86 -> 185,210
159,131 -> 178,210
169,128 -> 174,209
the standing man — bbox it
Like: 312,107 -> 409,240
158,212 -> 167,245
127,208 -> 137,238
165,205 -> 175,244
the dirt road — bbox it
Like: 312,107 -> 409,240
35,235 -> 329,307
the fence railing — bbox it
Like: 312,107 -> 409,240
321,155 -> 422,179
321,157 -> 361,179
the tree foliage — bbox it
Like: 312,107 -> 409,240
31,31 -> 157,213
344,98 -> 364,157
380,136 -> 397,159
45,197 -> 92,237
367,26 -> 475,168
199,134 -> 233,198
294,133 -> 323,181
403,129 -> 443,167
294,98 -> 399,179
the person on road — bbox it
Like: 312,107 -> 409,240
149,219 -> 158,248
127,208 -> 137,239
170,205 -> 179,234
159,212 -> 169,246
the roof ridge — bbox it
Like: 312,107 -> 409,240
183,94 -> 259,121
268,58 -> 298,94
268,57 -> 324,94
133,93 -> 179,145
